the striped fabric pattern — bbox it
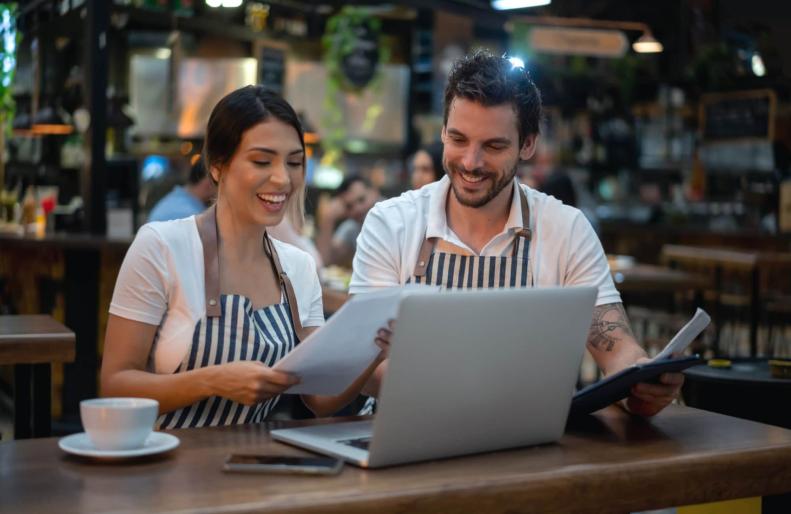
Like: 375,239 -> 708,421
410,236 -> 531,289
358,234 -> 532,415
157,294 -> 296,430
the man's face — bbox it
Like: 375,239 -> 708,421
341,181 -> 375,223
442,98 -> 537,208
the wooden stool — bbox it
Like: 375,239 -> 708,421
0,315 -> 75,439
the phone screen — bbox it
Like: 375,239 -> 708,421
224,454 -> 343,475
227,455 -> 339,467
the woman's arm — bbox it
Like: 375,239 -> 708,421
301,355 -> 385,417
101,314 -> 298,415
300,324 -> 391,417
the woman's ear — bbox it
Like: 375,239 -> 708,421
210,165 -> 221,184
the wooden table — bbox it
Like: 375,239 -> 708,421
610,263 -> 711,293
0,315 -> 75,439
2,405 -> 791,513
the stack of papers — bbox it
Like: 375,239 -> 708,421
275,286 -> 436,395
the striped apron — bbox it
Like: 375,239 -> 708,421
157,205 -> 309,429
359,186 -> 533,414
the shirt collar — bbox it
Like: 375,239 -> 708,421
426,176 -> 525,239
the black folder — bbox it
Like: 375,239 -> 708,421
569,355 -> 705,417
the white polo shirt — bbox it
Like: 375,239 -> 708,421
349,176 -> 621,307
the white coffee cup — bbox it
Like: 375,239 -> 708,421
80,398 -> 159,451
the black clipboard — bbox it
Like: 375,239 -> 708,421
569,355 -> 704,417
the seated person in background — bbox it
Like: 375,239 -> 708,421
352,50 -> 683,418
540,170 -> 577,207
268,209 -> 323,269
410,141 -> 445,190
316,175 -> 382,268
101,86 -> 380,429
148,160 -> 215,222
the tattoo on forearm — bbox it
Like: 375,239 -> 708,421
587,303 -> 635,352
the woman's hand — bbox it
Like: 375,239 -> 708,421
210,361 -> 300,406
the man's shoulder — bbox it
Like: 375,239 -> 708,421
520,183 -> 584,227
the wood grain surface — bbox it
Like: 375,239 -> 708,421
2,405 -> 791,513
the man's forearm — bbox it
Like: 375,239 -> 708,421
586,302 -> 646,375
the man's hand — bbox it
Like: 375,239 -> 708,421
622,357 -> 685,417
374,319 -> 394,359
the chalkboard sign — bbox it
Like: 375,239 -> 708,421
701,90 -> 776,141
257,43 -> 286,95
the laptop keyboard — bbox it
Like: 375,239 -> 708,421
338,436 -> 371,451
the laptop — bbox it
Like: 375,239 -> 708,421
271,286 -> 596,468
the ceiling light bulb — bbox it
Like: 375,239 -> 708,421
632,33 -> 663,53
492,0 -> 551,10
751,53 -> 766,77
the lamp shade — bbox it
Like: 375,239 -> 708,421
31,105 -> 73,135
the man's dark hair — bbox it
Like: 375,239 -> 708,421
335,175 -> 370,197
443,50 -> 542,147
203,85 -> 305,184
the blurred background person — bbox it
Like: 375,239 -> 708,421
148,159 -> 215,222
316,175 -> 382,268
410,141 -> 444,190
269,208 -> 323,269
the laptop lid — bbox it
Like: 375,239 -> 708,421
366,286 -> 596,467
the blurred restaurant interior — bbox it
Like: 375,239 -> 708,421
1,0 -> 791,511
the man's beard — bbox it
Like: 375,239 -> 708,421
447,161 -> 518,208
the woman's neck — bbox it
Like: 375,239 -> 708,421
214,197 -> 267,263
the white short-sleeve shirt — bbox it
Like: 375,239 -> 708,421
350,176 -> 621,307
110,216 -> 324,374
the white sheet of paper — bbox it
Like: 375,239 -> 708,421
652,308 -> 711,361
275,286 -> 435,395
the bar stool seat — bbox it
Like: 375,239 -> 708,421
0,315 -> 75,439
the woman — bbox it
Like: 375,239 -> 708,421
410,141 -> 444,190
102,86 -> 378,428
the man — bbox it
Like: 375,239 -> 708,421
352,51 -> 683,417
148,160 -> 214,222
316,175 -> 381,268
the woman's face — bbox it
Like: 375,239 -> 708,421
411,150 -> 438,190
212,118 -> 304,227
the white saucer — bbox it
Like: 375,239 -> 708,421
58,432 -> 180,459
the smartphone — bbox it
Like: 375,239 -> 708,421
223,454 -> 344,475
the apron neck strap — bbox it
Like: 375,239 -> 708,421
413,184 -> 533,276
512,186 -> 532,258
263,233 -> 308,342
195,205 -> 307,342
196,205 -> 222,318
412,237 -> 438,278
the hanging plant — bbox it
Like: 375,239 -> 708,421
0,3 -> 18,191
321,6 -> 389,165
